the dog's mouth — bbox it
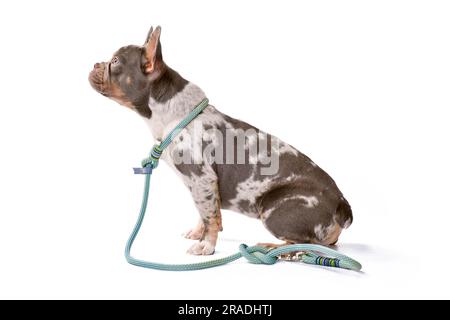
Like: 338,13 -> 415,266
89,62 -> 110,96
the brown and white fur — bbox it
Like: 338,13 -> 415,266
89,26 -> 353,255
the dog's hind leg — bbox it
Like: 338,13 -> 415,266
258,185 -> 351,247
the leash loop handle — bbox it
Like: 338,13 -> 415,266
238,244 -> 277,265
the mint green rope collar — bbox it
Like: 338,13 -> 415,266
125,98 -> 362,272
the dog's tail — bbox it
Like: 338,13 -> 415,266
335,197 -> 353,229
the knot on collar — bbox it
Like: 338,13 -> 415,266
141,144 -> 163,169
133,144 -> 162,174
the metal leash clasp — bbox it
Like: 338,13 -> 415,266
277,251 -> 305,262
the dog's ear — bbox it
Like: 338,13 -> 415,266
144,26 -> 162,74
144,26 -> 153,45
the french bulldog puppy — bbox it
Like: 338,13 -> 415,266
89,26 -> 353,255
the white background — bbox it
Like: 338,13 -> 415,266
0,0 -> 449,299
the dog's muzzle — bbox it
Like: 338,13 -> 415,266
89,62 -> 109,96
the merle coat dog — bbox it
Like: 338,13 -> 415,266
89,26 -> 352,255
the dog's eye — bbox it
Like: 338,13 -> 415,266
111,56 -> 120,66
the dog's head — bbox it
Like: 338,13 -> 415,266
88,26 -> 164,118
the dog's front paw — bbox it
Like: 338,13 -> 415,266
187,241 -> 215,255
183,226 -> 204,240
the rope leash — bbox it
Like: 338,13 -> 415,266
125,98 -> 362,272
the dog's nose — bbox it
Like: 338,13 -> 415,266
94,63 -> 101,69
